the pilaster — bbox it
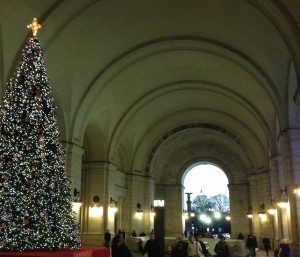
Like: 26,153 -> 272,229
228,183 -> 250,239
63,142 -> 85,191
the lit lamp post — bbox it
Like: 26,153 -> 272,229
185,192 -> 193,236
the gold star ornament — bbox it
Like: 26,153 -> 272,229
27,18 -> 42,36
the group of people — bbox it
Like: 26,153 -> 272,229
171,235 -> 207,257
244,233 -> 290,257
105,229 -> 161,257
170,234 -> 228,257
104,228 -> 291,257
104,229 -> 132,257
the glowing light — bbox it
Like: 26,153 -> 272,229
89,206 -> 103,217
268,208 -> 277,215
135,212 -> 143,219
294,185 -> 300,196
199,214 -> 211,224
277,200 -> 288,208
153,200 -> 164,207
214,212 -> 221,219
27,18 -> 42,36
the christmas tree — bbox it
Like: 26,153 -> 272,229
0,18 -> 80,251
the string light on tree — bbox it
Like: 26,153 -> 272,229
0,19 -> 80,251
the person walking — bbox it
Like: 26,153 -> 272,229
143,233 -> 161,257
187,235 -> 203,257
277,239 -> 290,257
117,235 -> 132,257
262,236 -> 271,256
214,235 -> 230,257
245,234 -> 257,257
104,229 -> 111,248
111,234 -> 120,257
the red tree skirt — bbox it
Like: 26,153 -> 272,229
0,246 -> 110,257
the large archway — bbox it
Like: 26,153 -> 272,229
183,163 -> 230,237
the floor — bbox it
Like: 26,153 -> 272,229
129,250 -> 275,257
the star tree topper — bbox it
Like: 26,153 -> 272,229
27,18 -> 42,36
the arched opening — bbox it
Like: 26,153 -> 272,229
183,163 -> 230,237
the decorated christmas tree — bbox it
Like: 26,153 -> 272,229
0,18 -> 80,251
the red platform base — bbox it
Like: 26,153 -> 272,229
0,246 -> 110,257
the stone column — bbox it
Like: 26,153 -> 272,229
269,156 -> 280,249
156,184 -> 184,238
80,161 -> 119,246
123,174 -> 155,235
63,142 -> 85,193
278,131 -> 300,255
247,171 -> 274,248
228,183 -> 250,239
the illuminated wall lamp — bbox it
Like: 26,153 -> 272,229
258,203 -> 266,219
109,197 -> 118,212
247,213 -> 253,218
258,211 -> 266,218
268,199 -> 277,214
150,205 -> 155,218
294,185 -> 300,196
72,188 -> 82,208
246,205 -> 253,218
277,186 -> 288,208
267,207 -> 277,215
277,199 -> 288,208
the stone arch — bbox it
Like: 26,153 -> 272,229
181,160 -> 232,188
149,126 -> 252,238
148,124 -> 253,184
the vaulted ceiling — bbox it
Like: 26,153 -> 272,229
1,0 -> 300,179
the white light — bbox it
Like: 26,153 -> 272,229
150,212 -> 156,219
277,199 -> 288,208
268,208 -> 277,215
294,186 -> 300,196
247,213 -> 253,218
199,214 -> 211,224
153,200 -> 165,207
89,206 -> 103,216
72,201 -> 82,210
108,207 -> 118,217
214,212 -> 221,219
135,212 -> 143,219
